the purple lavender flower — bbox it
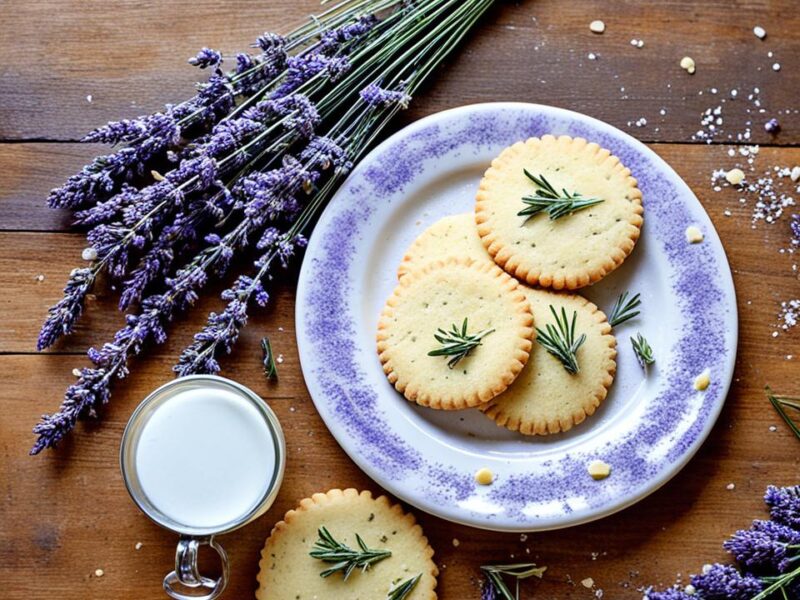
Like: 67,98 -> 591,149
724,519 -> 800,572
766,485 -> 800,529
480,580 -> 497,600
642,588 -> 694,600
359,83 -> 411,108
317,15 -> 377,55
83,112 -> 180,146
690,563 -> 764,600
765,118 -> 781,134
37,268 -> 94,350
255,32 -> 286,54
790,214 -> 800,246
188,47 -> 222,69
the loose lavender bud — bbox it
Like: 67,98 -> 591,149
643,588 -> 694,600
188,47 -> 222,69
790,214 -> 800,246
480,580 -> 498,600
764,118 -> 781,134
766,485 -> 800,529
37,268 -> 94,350
724,519 -> 800,572
359,83 -> 411,108
690,563 -> 763,600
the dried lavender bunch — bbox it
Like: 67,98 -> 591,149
32,0 -> 496,453
644,485 -> 800,600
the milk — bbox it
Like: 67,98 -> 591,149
133,385 -> 277,530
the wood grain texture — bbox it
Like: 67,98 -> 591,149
1,1 -> 799,599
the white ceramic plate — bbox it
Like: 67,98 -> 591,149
295,103 -> 737,531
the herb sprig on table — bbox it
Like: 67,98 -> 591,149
535,306 -> 585,374
30,0 -> 497,454
480,563 -> 547,600
310,526 -> 391,580
428,318 -> 495,369
518,170 -> 603,222
261,337 -> 278,379
767,387 -> 800,441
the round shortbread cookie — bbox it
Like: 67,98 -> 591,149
256,489 -> 437,600
397,213 -> 492,278
377,258 -> 533,410
475,135 -> 643,290
480,287 -> 616,434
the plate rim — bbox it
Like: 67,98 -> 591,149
295,101 -> 738,531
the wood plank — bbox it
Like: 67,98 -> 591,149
0,0 -> 798,144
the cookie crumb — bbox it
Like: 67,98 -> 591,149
582,577 -> 595,588
452,538 -> 460,547
685,225 -> 704,244
587,460 -> 611,480
82,247 -> 98,261
589,20 -> 605,34
680,56 -> 696,74
135,542 -> 143,550
693,369 -> 711,391
726,483 -> 736,490
725,168 -> 745,185
475,468 -> 494,485
94,569 -> 104,577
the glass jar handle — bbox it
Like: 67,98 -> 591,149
163,536 -> 229,600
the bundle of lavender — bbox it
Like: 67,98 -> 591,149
32,0 -> 495,454
645,485 -> 800,600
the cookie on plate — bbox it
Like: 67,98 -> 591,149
256,489 -> 438,600
481,287 -> 616,434
397,213 -> 492,278
475,135 -> 643,290
378,257 -> 533,410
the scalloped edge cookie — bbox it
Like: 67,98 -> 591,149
377,257 -> 533,410
256,489 -> 438,600
480,288 -> 617,435
397,213 -> 492,279
475,135 -> 643,290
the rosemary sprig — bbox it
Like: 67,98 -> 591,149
518,170 -> 603,222
481,563 -> 547,600
261,337 -> 278,380
536,306 -> 586,374
766,387 -> 800,441
428,318 -> 495,369
631,333 -> 654,369
387,573 -> 422,600
608,291 -> 641,327
310,527 -> 392,580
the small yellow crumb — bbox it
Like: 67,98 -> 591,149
680,56 -> 696,74
685,225 -> 704,244
694,369 -> 711,391
150,170 -> 165,182
81,247 -> 98,261
452,538 -> 460,547
72,368 -> 82,377
587,460 -> 611,480
725,168 -> 745,185
94,569 -> 104,577
475,468 -> 494,485
581,577 -> 595,588
589,20 -> 605,34
135,542 -> 143,550
685,584 -> 697,595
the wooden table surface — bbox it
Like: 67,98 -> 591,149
2,1 -> 799,598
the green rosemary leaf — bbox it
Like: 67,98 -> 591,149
630,333 -> 655,369
766,387 -> 800,441
309,526 -> 391,580
481,563 -> 547,600
608,291 -> 641,327
535,306 -> 586,374
518,170 -> 603,222
261,337 -> 278,380
428,317 -> 495,369
387,573 -> 421,600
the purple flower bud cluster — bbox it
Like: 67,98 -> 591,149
360,83 -> 411,108
647,485 -> 800,598
36,268 -> 94,351
188,47 -> 223,69
790,214 -> 800,247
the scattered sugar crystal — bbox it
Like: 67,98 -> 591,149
135,542 -> 143,550
582,578 -> 595,588
588,52 -> 597,60
753,26 -> 767,39
590,20 -> 605,33
773,63 -> 781,71
778,299 -> 800,331
726,483 -> 736,490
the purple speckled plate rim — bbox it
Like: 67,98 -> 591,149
295,102 -> 738,532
